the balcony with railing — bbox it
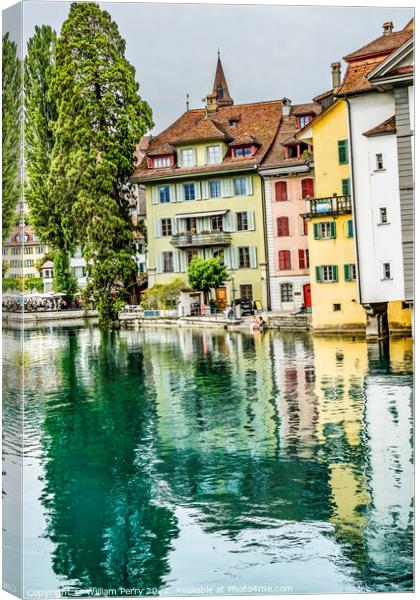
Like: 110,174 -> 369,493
171,230 -> 232,248
301,194 -> 352,219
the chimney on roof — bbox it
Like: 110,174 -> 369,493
331,62 -> 341,94
383,21 -> 394,35
282,98 -> 292,117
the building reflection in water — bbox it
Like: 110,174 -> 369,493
4,326 -> 413,594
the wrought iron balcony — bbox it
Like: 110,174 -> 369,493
170,231 -> 232,248
301,194 -> 352,219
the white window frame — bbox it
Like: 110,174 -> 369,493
153,156 -> 171,168
207,145 -> 222,165
209,180 -> 222,198
321,265 -> 335,282
378,207 -> 389,225
234,177 -> 247,196
319,222 -> 333,239
183,182 -> 196,201
382,261 -> 392,281
375,152 -> 384,171
181,148 -> 195,167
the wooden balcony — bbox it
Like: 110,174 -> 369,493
301,194 -> 352,219
171,231 -> 232,248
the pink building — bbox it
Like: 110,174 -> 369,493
259,98 -> 321,312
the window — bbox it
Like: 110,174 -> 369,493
238,247 -> 250,268
161,218 -> 172,236
11,247 -> 20,255
159,186 -> 170,203
275,181 -> 288,201
36,246 -> 45,254
16,234 -> 28,243
344,264 -> 357,281
338,139 -> 349,165
277,216 -> 289,237
24,259 -> 34,267
347,220 -> 353,238
181,148 -> 195,167
301,178 -> 314,199
183,183 -> 196,201
286,145 -> 299,158
313,222 -> 336,239
280,282 -> 293,302
211,215 -> 223,231
298,249 -> 309,269
237,212 -> 249,231
302,218 -> 308,235
186,217 -> 197,232
315,265 -> 338,283
240,284 -> 253,300
379,207 -> 388,224
342,178 -> 351,196
162,252 -> 174,273
24,246 -> 32,254
333,303 -> 341,312
278,250 -> 291,270
153,156 -> 171,168
382,262 -> 391,280
375,153 -> 384,170
207,146 -> 222,164
230,119 -> 239,128
234,146 -> 252,157
298,115 -> 311,128
209,180 -> 222,198
234,177 -> 247,196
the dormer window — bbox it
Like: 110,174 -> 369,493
216,85 -> 223,100
285,144 -> 301,159
147,154 -> 174,169
153,156 -> 171,168
230,119 -> 239,128
234,146 -> 253,158
298,115 -> 312,129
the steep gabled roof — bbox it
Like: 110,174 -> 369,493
338,25 -> 413,96
132,100 -> 283,181
344,29 -> 412,61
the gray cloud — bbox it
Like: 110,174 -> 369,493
20,1 -> 414,132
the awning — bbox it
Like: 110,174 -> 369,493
175,209 -> 229,218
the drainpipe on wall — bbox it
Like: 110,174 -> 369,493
345,97 -> 363,304
259,167 -> 271,311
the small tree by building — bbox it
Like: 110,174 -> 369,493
187,256 -> 228,304
140,277 -> 184,310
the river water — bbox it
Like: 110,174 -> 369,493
2,325 -> 413,596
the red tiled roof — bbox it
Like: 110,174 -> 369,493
339,27 -> 413,96
146,142 -> 175,156
132,100 -> 283,181
363,115 -> 396,137
387,65 -> 414,77
344,29 -> 412,61
228,133 -> 260,146
292,103 -> 319,116
260,102 -> 322,169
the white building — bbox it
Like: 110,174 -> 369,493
337,20 -> 413,338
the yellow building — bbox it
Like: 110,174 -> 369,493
131,57 -> 283,311
298,99 -> 366,333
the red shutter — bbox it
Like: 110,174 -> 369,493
275,181 -> 288,201
277,216 -> 289,236
301,178 -> 314,199
279,250 -> 291,270
298,249 -> 305,269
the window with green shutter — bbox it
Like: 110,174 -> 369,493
316,265 -> 338,283
342,178 -> 351,196
313,223 -> 319,239
344,263 -> 356,281
338,140 -> 349,165
347,219 -> 353,238
315,221 -> 336,240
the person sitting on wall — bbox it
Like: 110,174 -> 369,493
258,316 -> 268,331
251,315 -> 260,330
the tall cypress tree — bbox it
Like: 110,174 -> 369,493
24,25 -> 59,244
2,33 -> 22,241
49,2 -> 153,326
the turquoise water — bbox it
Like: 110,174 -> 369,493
2,326 -> 413,596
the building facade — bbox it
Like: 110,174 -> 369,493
259,98 -> 322,313
132,57 -> 283,311
3,225 -> 48,280
337,20 -> 413,337
298,99 -> 366,333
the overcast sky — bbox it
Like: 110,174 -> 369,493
4,1 -> 414,133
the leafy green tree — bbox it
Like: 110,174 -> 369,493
53,249 -> 77,300
140,278 -> 184,310
24,25 -> 59,244
188,257 -> 228,303
2,33 -> 22,241
49,2 -> 153,327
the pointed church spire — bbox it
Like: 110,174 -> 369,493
211,53 -> 234,108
